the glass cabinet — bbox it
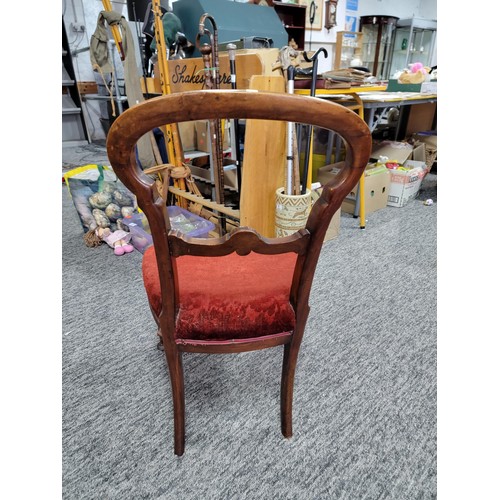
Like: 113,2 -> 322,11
389,17 -> 437,77
359,15 -> 399,80
334,31 -> 363,69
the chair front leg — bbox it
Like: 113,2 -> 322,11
164,348 -> 185,456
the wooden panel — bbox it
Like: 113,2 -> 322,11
140,76 -> 162,94
235,48 -> 280,75
405,102 -> 437,137
165,53 -> 264,92
77,81 -> 98,94
145,50 -> 280,94
239,75 -> 286,237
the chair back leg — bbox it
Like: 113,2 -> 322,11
280,343 -> 295,437
164,348 -> 186,456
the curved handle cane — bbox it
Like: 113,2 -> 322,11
301,48 -> 328,194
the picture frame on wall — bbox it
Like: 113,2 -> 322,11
345,15 -> 357,32
299,0 -> 324,31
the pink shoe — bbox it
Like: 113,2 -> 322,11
123,244 -> 134,253
114,245 -> 125,256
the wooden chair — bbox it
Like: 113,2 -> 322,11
106,90 -> 371,456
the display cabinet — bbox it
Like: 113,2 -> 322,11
334,31 -> 363,69
359,15 -> 398,80
389,17 -> 437,77
273,2 -> 306,50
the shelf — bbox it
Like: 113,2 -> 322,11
82,94 -> 128,103
363,42 -> 392,47
273,1 -> 306,50
62,17 -> 89,144
364,59 -> 389,64
62,94 -> 82,114
63,108 -> 82,115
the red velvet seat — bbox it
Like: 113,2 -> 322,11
143,247 -> 297,341
107,90 -> 372,456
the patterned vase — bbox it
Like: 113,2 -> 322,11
275,187 -> 312,237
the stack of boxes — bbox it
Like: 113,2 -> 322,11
317,138 -> 433,218
371,140 -> 429,208
317,162 -> 391,215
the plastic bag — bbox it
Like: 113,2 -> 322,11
64,164 -> 139,234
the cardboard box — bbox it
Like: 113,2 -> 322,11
342,165 -> 390,215
386,160 -> 427,207
409,142 -> 426,163
406,102 -> 437,136
370,140 -> 427,165
385,79 -> 437,93
311,187 -> 341,241
412,132 -> 437,150
325,207 -> 341,241
317,162 -> 390,216
370,140 -> 414,164
411,133 -> 437,169
386,79 -> 423,92
369,141 -> 428,208
420,81 -> 437,94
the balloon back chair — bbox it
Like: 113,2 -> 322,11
107,90 -> 371,456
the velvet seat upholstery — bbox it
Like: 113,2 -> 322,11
143,246 -> 297,341
106,90 -> 372,456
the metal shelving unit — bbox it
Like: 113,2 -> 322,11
80,40 -> 128,136
62,17 -> 90,146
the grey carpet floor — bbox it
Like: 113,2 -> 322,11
62,154 -> 437,499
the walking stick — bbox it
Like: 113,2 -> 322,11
300,47 -> 327,194
102,0 -> 125,60
100,0 -> 162,166
131,1 -> 150,100
151,0 -> 188,207
197,14 -> 227,234
286,65 -> 296,196
227,43 -> 243,204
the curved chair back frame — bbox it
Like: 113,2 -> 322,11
107,90 -> 372,455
